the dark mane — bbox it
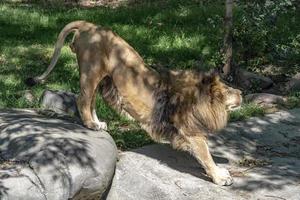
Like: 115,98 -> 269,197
150,70 -> 228,141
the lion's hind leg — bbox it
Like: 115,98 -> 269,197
90,88 -> 107,130
171,135 -> 233,186
77,61 -> 106,131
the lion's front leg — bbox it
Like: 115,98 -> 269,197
188,136 -> 233,186
173,135 -> 233,186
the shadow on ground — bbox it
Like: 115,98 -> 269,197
130,109 -> 300,196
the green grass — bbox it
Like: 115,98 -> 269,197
285,92 -> 300,109
0,1 -> 225,149
0,1 -> 299,149
230,92 -> 300,122
230,103 -> 265,122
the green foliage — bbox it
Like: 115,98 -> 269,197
234,0 -> 300,74
110,127 -> 153,150
285,92 -> 300,109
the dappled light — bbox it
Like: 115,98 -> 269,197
0,0 -> 299,199
0,109 -> 96,171
0,1 -> 225,110
0,109 -> 117,198
129,109 -> 300,198
209,109 -> 300,192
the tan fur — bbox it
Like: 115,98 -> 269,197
29,21 -> 242,186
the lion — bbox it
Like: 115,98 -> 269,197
26,21 -> 242,186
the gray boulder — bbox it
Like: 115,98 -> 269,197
245,93 -> 286,108
106,145 -> 244,200
39,89 -> 107,131
107,109 -> 300,200
286,73 -> 300,91
40,89 -> 79,117
236,69 -> 273,91
0,109 -> 117,200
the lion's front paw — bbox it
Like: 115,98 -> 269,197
211,167 -> 233,186
84,121 -> 107,131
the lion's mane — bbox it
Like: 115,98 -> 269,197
100,69 -> 229,142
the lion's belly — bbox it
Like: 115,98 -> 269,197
110,64 -> 158,122
119,87 -> 154,123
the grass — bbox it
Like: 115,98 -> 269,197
285,92 -> 300,109
0,1 -> 299,149
0,1 -> 224,150
230,103 -> 265,122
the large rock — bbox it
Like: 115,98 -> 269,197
236,69 -> 273,91
40,90 -> 79,117
286,73 -> 300,92
0,109 -> 117,200
245,93 -> 287,109
107,109 -> 300,200
39,89 -> 108,130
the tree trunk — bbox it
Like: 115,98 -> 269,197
222,0 -> 233,77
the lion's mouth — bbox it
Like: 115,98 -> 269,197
228,104 -> 241,111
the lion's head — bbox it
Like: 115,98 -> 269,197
210,75 -> 242,112
178,72 -> 243,133
224,85 -> 242,111
201,73 -> 242,111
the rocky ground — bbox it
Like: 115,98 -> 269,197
107,109 -> 300,200
1,107 -> 300,199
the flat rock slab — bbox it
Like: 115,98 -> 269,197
0,109 -> 117,200
107,109 -> 300,200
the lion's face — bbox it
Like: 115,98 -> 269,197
207,74 -> 242,112
224,86 -> 242,111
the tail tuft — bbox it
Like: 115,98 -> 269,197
25,77 -> 38,87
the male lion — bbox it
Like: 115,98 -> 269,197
26,21 -> 242,186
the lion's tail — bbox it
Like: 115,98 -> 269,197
25,20 -> 87,86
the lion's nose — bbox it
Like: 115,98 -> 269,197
238,96 -> 243,105
236,89 -> 242,95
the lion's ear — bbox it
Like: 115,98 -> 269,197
212,74 -> 220,83
202,74 -> 214,85
210,68 -> 220,80
202,70 -> 220,85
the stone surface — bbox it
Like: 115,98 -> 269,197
15,90 -> 36,103
39,90 -> 107,131
40,89 -> 108,131
261,86 -> 284,95
245,93 -> 286,108
23,90 -> 35,103
0,109 -> 117,200
236,69 -> 273,90
40,89 -> 79,117
107,109 -> 300,200
286,73 -> 300,91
